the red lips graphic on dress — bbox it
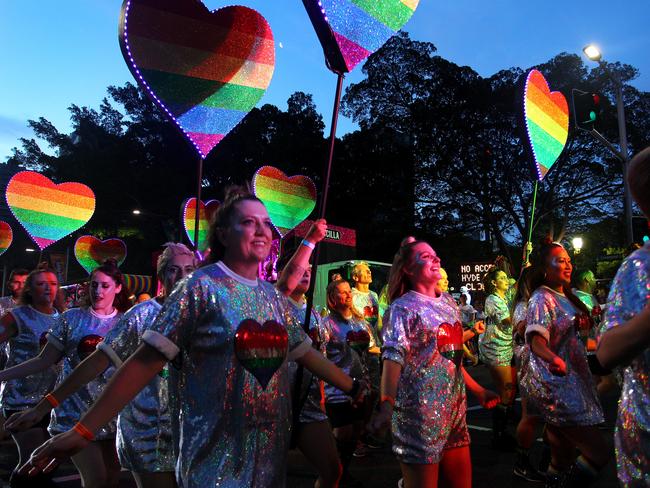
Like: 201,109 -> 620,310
77,334 -> 103,360
346,329 -> 370,354
437,321 -> 464,367
235,319 -> 288,389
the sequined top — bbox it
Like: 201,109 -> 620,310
0,296 -> 19,317
479,293 -> 514,366
97,299 -> 173,473
512,301 -> 528,369
382,291 -> 467,464
522,286 -> 603,426
321,312 -> 371,404
141,261 -> 311,488
0,306 -> 59,410
599,242 -> 650,487
351,288 -> 382,344
286,297 -> 328,424
47,307 -> 122,439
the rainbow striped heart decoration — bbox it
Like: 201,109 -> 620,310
252,166 -> 317,237
0,221 -> 13,256
5,172 -> 95,250
119,0 -> 275,159
303,0 -> 420,73
235,319 -> 288,389
523,69 -> 569,180
74,236 -> 127,274
182,198 -> 220,251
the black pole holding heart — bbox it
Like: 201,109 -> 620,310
193,156 -> 204,252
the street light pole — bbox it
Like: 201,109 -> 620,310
612,70 -> 634,245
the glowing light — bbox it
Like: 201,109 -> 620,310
572,237 -> 583,253
132,209 -> 141,215
252,166 -> 317,237
119,0 -> 275,159
583,44 -> 602,62
74,236 -> 127,274
25,248 -> 35,253
523,70 -> 569,180
0,221 -> 13,257
5,171 -> 95,250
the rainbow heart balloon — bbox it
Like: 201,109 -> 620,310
119,0 -> 275,159
252,166 -> 317,237
303,0 -> 420,73
523,69 -> 569,180
235,319 -> 288,389
5,171 -> 95,250
182,198 -> 220,251
0,221 -> 13,256
74,236 -> 127,274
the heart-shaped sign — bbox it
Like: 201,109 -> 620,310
119,0 -> 275,159
74,236 -> 127,274
5,171 -> 95,250
437,321 -> 464,367
252,166 -> 317,237
303,0 -> 420,73
346,329 -> 370,354
235,319 -> 288,389
0,221 -> 13,257
182,198 -> 220,251
523,69 -> 569,180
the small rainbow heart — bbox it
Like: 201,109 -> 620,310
182,198 -> 220,251
5,171 -> 95,250
235,319 -> 288,389
74,236 -> 127,274
0,221 -> 13,256
119,0 -> 275,158
523,69 -> 569,180
252,166 -> 317,237
303,0 -> 420,73
346,329 -> 370,354
437,321 -> 464,367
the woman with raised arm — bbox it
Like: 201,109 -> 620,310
21,187 -> 364,488
6,243 -> 197,488
371,239 -> 498,488
520,238 -> 609,487
0,264 -> 60,488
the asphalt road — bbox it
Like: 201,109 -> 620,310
0,364 -> 620,487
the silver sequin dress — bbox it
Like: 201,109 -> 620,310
141,261 -> 311,488
479,293 -> 514,367
599,242 -> 650,487
46,307 -> 122,439
351,288 -> 382,345
521,286 -> 603,426
0,306 -> 59,410
97,299 -> 173,473
512,301 -> 528,369
382,291 -> 469,464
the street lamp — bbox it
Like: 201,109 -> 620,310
572,237 -> 583,254
132,209 -> 141,215
582,43 -> 633,246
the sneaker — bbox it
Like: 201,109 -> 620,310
514,457 -> 546,483
353,443 -> 370,457
397,478 -> 404,488
361,436 -> 385,450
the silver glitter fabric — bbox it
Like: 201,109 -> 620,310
479,294 -> 514,366
141,261 -> 310,488
286,298 -> 328,424
98,299 -> 173,473
382,291 -> 469,464
0,306 -> 59,410
321,312 -> 371,404
0,296 -> 19,316
512,301 -> 528,369
599,242 -> 650,487
46,307 -> 122,439
351,288 -> 382,344
521,286 -> 603,426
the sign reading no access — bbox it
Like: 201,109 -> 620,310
458,262 -> 492,292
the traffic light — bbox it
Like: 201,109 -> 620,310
572,89 -> 601,131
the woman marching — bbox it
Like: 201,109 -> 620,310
0,259 -> 129,487
6,243 -> 197,488
20,187 -> 366,488
520,238 -> 609,487
0,264 -> 60,488
371,239 -> 498,488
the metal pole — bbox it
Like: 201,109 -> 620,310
193,156 -> 204,252
523,180 -> 539,266
614,73 -> 633,246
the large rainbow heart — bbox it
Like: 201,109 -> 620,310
252,166 -> 317,237
523,69 -> 569,180
302,0 -> 420,73
5,171 -> 95,250
0,222 -> 12,256
235,319 -> 288,389
182,198 -> 220,251
119,0 -> 275,159
74,236 -> 127,274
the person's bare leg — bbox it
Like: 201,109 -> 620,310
401,462 -> 439,488
438,446 -> 471,488
71,442 -> 109,488
296,420 -> 341,488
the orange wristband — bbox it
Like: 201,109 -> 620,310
45,393 -> 59,408
73,422 -> 95,441
381,395 -> 396,408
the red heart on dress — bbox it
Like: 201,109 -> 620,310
346,329 -> 370,354
77,334 -> 104,361
437,321 -> 464,367
234,319 -> 288,389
